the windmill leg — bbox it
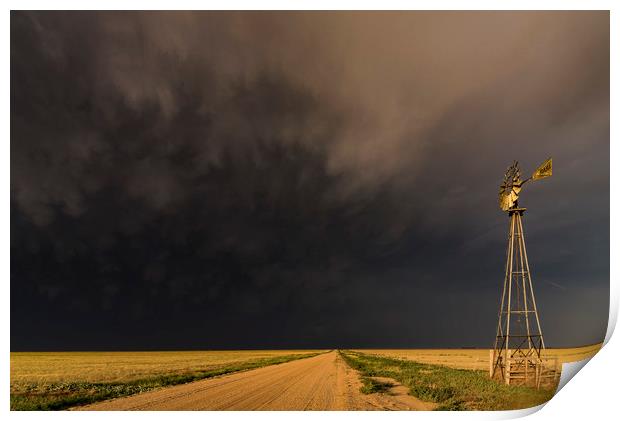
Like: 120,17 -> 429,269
518,214 -> 545,351
505,212 -> 516,380
493,212 -> 514,378
516,211 -> 533,351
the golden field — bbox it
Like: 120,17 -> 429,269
11,350 -> 324,410
10,345 -> 602,410
354,343 -> 603,370
10,350 -> 320,387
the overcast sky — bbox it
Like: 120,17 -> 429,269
11,11 -> 609,350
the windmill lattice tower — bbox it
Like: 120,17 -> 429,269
490,159 -> 558,387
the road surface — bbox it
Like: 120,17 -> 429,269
80,351 -> 434,410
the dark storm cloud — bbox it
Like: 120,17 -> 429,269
11,11 -> 608,350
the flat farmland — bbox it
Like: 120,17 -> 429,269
10,345 -> 603,411
10,350 -> 321,410
11,350 -> 320,384
353,343 -> 603,370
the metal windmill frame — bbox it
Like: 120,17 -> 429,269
490,159 -> 558,387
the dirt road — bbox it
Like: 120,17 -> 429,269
81,351 -> 433,410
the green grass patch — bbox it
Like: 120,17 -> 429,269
339,350 -> 557,411
11,352 -> 322,411
359,377 -> 393,394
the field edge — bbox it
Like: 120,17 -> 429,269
339,350 -> 557,411
11,351 -> 325,411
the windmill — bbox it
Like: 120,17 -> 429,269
490,158 -> 556,387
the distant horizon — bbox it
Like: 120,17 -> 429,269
10,341 -> 605,353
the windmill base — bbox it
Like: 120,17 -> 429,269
489,351 -> 560,389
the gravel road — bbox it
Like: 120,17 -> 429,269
80,351 -> 433,410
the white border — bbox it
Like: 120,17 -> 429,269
3,2 -> 617,420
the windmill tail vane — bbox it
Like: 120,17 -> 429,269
531,158 -> 552,180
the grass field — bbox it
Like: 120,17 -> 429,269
11,345 -> 602,411
340,350 -> 557,410
354,343 -> 602,371
10,350 -> 321,411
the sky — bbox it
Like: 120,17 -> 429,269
10,11 -> 609,350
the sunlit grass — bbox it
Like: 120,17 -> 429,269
11,350 -> 322,410
340,350 -> 557,410
352,344 -> 602,370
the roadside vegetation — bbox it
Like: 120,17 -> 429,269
339,350 -> 557,410
359,376 -> 394,394
11,351 -> 322,410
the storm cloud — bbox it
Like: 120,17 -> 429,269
11,11 -> 609,350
